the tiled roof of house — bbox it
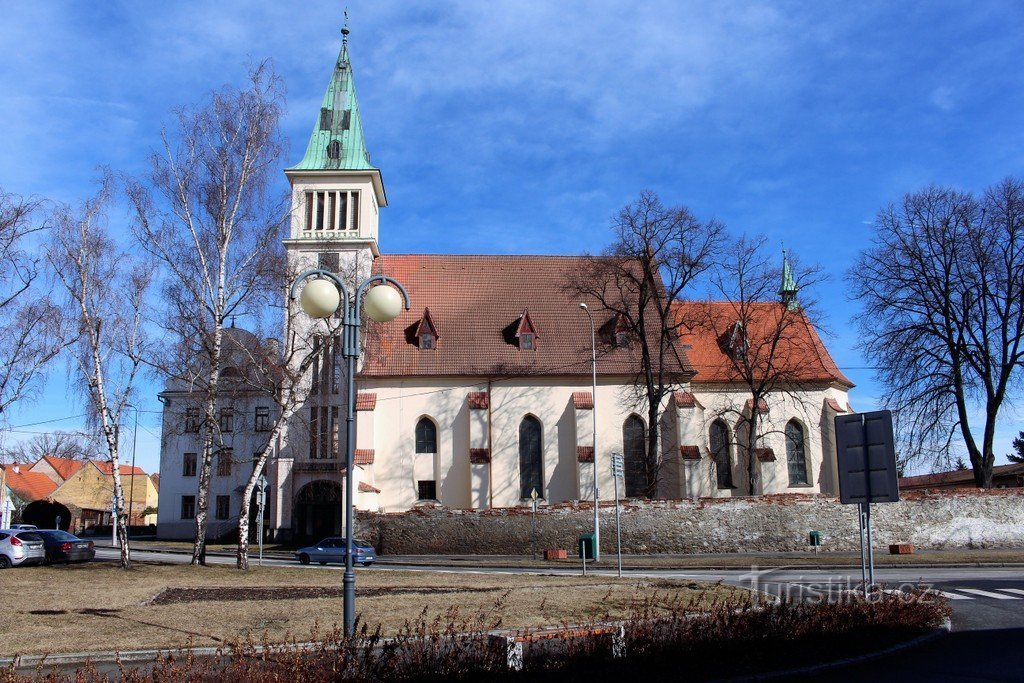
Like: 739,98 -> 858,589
93,462 -> 147,477
355,392 -> 377,411
362,255 -> 693,379
572,392 -> 594,409
150,473 -> 160,491
3,466 -> 58,502
674,301 -> 853,388
900,463 -> 1024,489
38,455 -> 85,481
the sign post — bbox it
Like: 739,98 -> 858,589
834,410 -> 900,597
530,488 -> 539,561
610,452 -> 624,577
257,474 -> 267,567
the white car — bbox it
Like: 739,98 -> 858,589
0,529 -> 46,568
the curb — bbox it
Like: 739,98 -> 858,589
719,617 -> 953,682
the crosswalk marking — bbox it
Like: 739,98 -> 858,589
933,590 -> 972,600
956,588 -> 1021,600
995,588 -> 1024,597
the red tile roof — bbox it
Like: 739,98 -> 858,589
468,392 -> 489,409
673,391 -> 701,409
93,461 -> 147,476
3,467 -> 57,502
363,255 -> 693,379
745,398 -> 770,414
358,481 -> 380,494
754,447 -> 776,462
679,446 -> 702,460
674,301 -> 853,388
354,449 -> 375,465
38,455 -> 85,481
900,463 -> 1024,490
572,392 -> 593,409
355,392 -> 377,411
576,446 -> 594,463
825,398 -> 847,413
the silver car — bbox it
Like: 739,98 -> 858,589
0,529 -> 46,568
295,537 -> 377,566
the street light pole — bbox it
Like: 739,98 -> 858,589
290,268 -> 410,637
578,303 -> 600,562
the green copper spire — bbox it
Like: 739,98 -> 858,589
780,249 -> 799,311
289,20 -> 375,171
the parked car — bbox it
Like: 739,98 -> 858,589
0,529 -> 46,568
8,524 -> 38,531
34,529 -> 95,564
295,537 -> 377,566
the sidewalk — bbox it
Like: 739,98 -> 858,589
102,543 -> 1024,570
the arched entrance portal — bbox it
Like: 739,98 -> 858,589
22,500 -> 72,531
294,480 -> 342,542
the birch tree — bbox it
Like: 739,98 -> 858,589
692,236 -> 827,496
0,190 -> 62,423
125,62 -> 286,564
46,177 -> 150,569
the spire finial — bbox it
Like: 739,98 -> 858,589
341,9 -> 350,43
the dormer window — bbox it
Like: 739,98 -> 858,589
414,308 -> 439,350
514,310 -> 539,351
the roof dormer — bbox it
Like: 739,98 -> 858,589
415,307 -> 439,350
514,310 -> 539,350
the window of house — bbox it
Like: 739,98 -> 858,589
182,453 -> 197,477
520,333 -> 534,350
215,495 -> 231,520
219,408 -> 234,433
304,191 -> 359,231
616,331 -> 631,347
518,415 -> 543,499
318,252 -> 340,272
622,415 -> 647,497
309,406 -> 318,459
181,496 -> 196,520
417,480 -> 437,501
415,418 -> 437,454
786,420 -> 809,486
710,420 -> 734,489
184,407 -> 200,433
420,333 -> 434,349
255,406 -> 270,432
217,449 -> 233,476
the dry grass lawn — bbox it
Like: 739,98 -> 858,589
0,561 -> 742,657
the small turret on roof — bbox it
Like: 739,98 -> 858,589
779,249 -> 799,311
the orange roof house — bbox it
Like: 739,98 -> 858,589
31,455 -> 86,486
3,464 -> 59,503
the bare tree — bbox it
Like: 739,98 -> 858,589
850,179 -> 1024,487
46,176 -> 150,569
568,191 -> 723,496
0,430 -> 95,464
125,62 -> 286,564
691,236 -> 827,495
0,190 -> 62,423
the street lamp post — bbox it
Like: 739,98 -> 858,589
289,268 -> 410,637
578,303 -> 600,562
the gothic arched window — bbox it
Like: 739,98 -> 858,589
786,419 -> 809,486
710,420 -> 733,489
623,415 -> 648,497
415,417 -> 437,454
519,416 -> 543,499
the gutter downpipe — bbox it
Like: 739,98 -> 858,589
487,377 -> 494,509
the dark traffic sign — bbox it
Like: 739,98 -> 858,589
834,410 -> 900,505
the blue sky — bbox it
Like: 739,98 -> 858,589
2,1 -> 1023,475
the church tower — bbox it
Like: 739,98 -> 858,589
284,21 -> 385,282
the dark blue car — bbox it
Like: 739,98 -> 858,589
295,537 -> 377,566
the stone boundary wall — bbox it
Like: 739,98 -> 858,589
356,489 -> 1024,555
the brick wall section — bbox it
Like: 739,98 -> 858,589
356,489 -> 1024,555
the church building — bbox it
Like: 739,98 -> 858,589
158,29 -> 854,542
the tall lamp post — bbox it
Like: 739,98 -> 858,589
578,303 -> 600,562
290,268 -> 410,637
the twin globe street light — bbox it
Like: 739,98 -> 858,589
290,268 -> 410,637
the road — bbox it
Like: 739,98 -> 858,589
95,547 -> 1024,631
